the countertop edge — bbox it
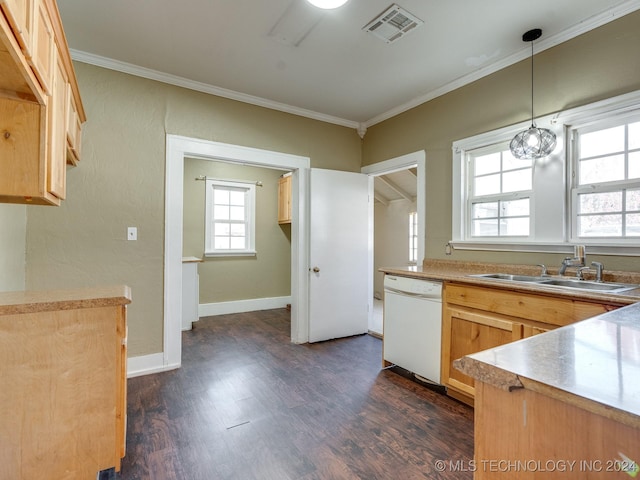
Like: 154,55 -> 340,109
453,356 -> 523,391
379,264 -> 640,305
0,285 -> 132,315
455,344 -> 640,429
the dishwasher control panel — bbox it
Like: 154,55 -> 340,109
384,275 -> 442,297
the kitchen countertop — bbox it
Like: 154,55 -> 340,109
380,259 -> 640,305
454,302 -> 640,429
380,259 -> 640,426
182,256 -> 203,263
0,285 -> 132,315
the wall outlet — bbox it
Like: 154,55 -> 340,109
127,227 -> 137,241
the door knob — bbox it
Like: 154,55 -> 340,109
312,267 -> 320,273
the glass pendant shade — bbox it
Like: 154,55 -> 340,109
510,125 -> 557,160
510,28 -> 557,160
306,0 -> 349,9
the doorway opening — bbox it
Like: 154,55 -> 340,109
362,151 -> 426,337
183,158 -> 293,318
164,135 -> 311,372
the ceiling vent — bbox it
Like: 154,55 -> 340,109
363,4 -> 423,44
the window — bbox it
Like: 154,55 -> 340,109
204,179 -> 256,256
469,146 -> 532,238
409,211 -> 418,264
452,90 -> 640,254
571,116 -> 640,239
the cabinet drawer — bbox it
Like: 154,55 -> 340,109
445,283 -> 617,327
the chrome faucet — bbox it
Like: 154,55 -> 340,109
576,266 -> 590,280
559,245 -> 586,275
536,264 -> 549,276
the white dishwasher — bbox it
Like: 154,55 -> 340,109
383,274 -> 442,384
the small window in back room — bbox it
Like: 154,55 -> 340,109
409,211 -> 418,264
204,179 -> 256,257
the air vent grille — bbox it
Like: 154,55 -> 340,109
363,4 -> 423,44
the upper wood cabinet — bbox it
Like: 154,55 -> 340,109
278,173 -> 292,224
0,0 -> 85,205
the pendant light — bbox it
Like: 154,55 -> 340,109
509,28 -> 556,160
306,0 -> 349,9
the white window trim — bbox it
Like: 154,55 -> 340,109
568,111 -> 640,243
467,143 -> 535,240
451,89 -> 640,257
204,179 -> 257,257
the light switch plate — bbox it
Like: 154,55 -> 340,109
127,227 -> 137,241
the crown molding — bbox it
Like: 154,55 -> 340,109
363,0 -> 640,128
70,49 -> 361,130
70,0 -> 640,133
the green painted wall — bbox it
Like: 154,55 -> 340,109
24,64 -> 361,357
183,159 -> 291,303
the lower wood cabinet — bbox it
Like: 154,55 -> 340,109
441,282 -> 621,406
0,286 -> 131,479
474,382 -> 640,480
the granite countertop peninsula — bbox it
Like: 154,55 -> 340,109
0,285 -> 132,316
380,258 -> 640,305
454,302 -> 640,429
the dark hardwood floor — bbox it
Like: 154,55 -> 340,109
120,309 -> 474,479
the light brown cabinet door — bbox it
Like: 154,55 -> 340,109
0,0 -> 34,53
46,47 -> 68,199
442,306 -> 523,402
278,174 -> 292,224
27,0 -> 53,95
66,82 -> 81,164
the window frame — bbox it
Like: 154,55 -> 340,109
568,111 -> 640,244
452,90 -> 640,256
467,143 -> 534,240
204,179 -> 257,257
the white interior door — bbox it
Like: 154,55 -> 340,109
309,168 -> 370,342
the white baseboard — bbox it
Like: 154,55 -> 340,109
198,296 -> 291,317
127,353 -> 179,378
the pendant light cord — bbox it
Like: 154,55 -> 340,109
530,40 -> 535,127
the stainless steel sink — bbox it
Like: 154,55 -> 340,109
537,279 -> 639,292
470,273 -> 639,293
471,273 -> 547,282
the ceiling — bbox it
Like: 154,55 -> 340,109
374,169 -> 417,205
57,0 -> 640,131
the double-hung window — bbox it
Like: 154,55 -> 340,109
204,179 -> 256,257
570,115 -> 640,241
453,91 -> 640,253
468,145 -> 533,238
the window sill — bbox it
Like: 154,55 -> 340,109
204,250 -> 257,258
449,241 -> 640,257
